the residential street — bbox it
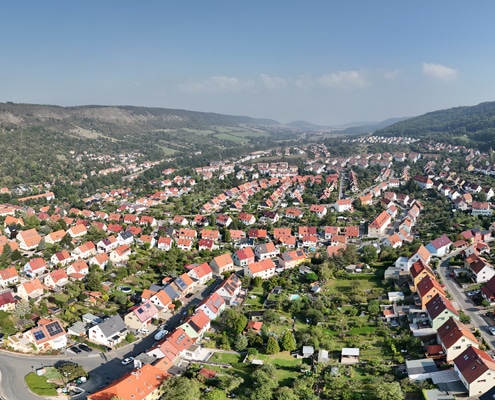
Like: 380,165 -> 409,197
436,249 -> 495,352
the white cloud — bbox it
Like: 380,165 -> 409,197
294,75 -> 314,89
422,63 -> 457,81
178,75 -> 254,93
382,69 -> 401,80
318,70 -> 368,89
259,74 -> 287,90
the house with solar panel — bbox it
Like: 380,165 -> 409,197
25,318 -> 67,351
124,300 -> 160,331
196,292 -> 226,320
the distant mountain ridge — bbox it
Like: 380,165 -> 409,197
0,102 -> 281,135
375,101 -> 495,139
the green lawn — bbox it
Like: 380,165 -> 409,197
210,352 -> 243,364
214,133 -> 247,143
324,278 -> 382,295
25,372 -> 58,396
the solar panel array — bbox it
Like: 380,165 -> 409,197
46,321 -> 63,336
33,330 -> 46,341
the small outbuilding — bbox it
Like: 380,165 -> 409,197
341,347 -> 360,364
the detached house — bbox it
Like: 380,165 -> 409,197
188,262 -> 213,285
44,269 -> 69,289
71,241 -> 97,260
196,292 -> 225,320
45,229 -> 66,244
0,267 -> 19,288
244,258 -> 276,280
67,260 -> 90,280
238,212 -> 256,226
465,254 -> 495,283
23,258 -> 48,277
51,250 -> 72,267
88,314 -> 127,348
157,237 -> 173,251
233,247 -> 255,267
254,242 -> 279,261
97,236 -> 119,253
110,244 -> 131,264
124,301 -> 160,330
89,252 -> 109,270
25,318 -> 67,351
66,224 -> 87,238
209,253 -> 234,274
437,317 -> 479,362
426,234 -> 452,258
368,210 -> 392,237
17,278 -> 44,301
215,274 -> 242,305
278,249 -> 308,270
0,291 -> 16,312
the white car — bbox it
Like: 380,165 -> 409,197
154,329 -> 169,341
137,328 -> 149,335
121,357 -> 134,365
489,327 -> 495,336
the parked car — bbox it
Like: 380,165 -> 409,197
137,328 -> 149,335
121,357 -> 134,365
69,346 -> 82,354
78,343 -> 93,352
489,327 -> 495,336
154,329 -> 168,341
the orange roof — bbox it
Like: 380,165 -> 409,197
48,229 -> 66,242
249,259 -> 275,274
369,210 -> 391,229
212,253 -> 233,268
87,364 -> 168,400
17,228 -> 39,240
0,266 -> 18,280
22,278 -> 44,294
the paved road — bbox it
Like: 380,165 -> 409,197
0,277 -> 223,400
437,249 -> 495,350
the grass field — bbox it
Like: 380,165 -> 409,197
324,278 -> 382,295
214,133 -> 247,143
25,372 -> 58,396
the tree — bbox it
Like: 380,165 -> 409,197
234,334 -> 248,351
57,362 -> 88,380
374,381 -> 404,400
362,244 -> 378,264
14,299 -> 31,319
280,330 -> 297,352
160,376 -> 201,400
274,387 -> 299,400
265,336 -> 280,354
222,308 -> 247,335
368,299 -> 380,316
85,268 -> 102,291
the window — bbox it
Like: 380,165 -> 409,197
454,346 -> 461,350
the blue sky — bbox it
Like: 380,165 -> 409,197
2,1 -> 495,125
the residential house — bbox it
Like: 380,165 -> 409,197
66,224 -> 87,238
417,275 -> 446,309
110,244 -> 131,264
239,212 -> 256,226
17,278 -> 44,301
368,210 -> 392,237
25,318 -> 67,351
410,260 -> 436,292
23,258 -> 48,277
425,234 -> 452,257
425,293 -> 459,330
334,199 -> 353,213
86,364 -> 167,400
88,314 -> 127,348
89,252 -> 109,270
481,275 -> 495,304
244,258 -> 276,280
201,229 -> 221,242
309,204 -> 327,218
215,274 -> 242,305
44,269 -> 69,289
67,260 -> 89,280
414,175 -> 433,189
254,242 -> 279,261
71,241 -> 97,260
96,235 -> 119,253
50,250 -> 72,267
284,208 -> 304,220
117,230 -> 134,245
44,229 -> 66,244
174,273 -> 196,296
216,214 -> 233,227
188,262 -> 213,285
437,317 -> 479,362
176,238 -> 193,251
278,249 -> 308,270
196,292 -> 226,320
180,309 -> 211,341
324,226 -> 339,240
453,346 -> 495,397
465,254 -> 495,283
17,228 -> 42,251
0,291 -> 16,312
0,266 -> 19,288
157,237 -> 173,251
209,253 -> 234,274
233,247 -> 255,267
149,290 -> 173,311
472,201 -> 492,217
124,301 -> 160,330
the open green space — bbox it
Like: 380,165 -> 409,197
25,372 -> 58,396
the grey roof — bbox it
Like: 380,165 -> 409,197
163,284 -> 180,300
406,359 -> 438,375
97,315 -> 126,337
68,321 -> 87,336
342,348 -> 360,356
82,313 -> 103,324
119,231 -> 134,241
302,345 -> 314,355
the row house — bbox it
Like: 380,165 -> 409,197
417,275 -> 445,309
425,293 -> 459,330
215,273 -> 242,306
149,290 -> 173,311
437,317 -> 478,362
177,228 -> 197,241
298,226 -> 317,238
472,201 -> 492,217
278,249 -> 308,269
409,259 -> 435,292
324,226 -> 339,240
196,292 -> 225,320
124,301 -> 160,330
179,309 -> 211,341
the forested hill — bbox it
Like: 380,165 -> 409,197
375,101 -> 495,149
0,102 -> 280,135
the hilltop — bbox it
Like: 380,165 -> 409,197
375,100 -> 495,150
